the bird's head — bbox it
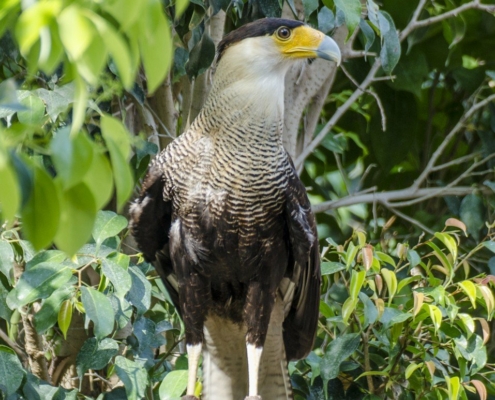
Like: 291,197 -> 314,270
216,18 -> 341,77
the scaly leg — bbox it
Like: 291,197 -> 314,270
245,343 -> 263,400
184,343 -> 202,398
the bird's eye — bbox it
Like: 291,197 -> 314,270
276,27 -> 291,40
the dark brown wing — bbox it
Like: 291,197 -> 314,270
282,164 -> 321,361
129,163 -> 179,308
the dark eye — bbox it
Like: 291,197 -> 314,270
277,27 -> 291,40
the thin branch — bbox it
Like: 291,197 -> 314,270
312,186 -> 491,213
393,153 -> 495,207
340,64 -> 386,131
295,58 -> 382,168
431,153 -> 480,171
412,93 -> 495,190
0,328 -> 27,363
388,206 -> 435,235
399,0 -> 495,41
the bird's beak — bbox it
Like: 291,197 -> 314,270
281,26 -> 341,66
315,36 -> 342,66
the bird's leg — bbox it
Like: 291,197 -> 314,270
185,343 -> 202,397
246,343 -> 263,399
244,282 -> 277,400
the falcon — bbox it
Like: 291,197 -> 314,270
130,18 -> 341,400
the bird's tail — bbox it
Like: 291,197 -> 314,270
201,298 -> 293,400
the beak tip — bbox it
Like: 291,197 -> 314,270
317,36 -> 342,66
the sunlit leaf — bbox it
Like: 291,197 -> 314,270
458,280 -> 477,309
0,151 -> 20,225
349,269 -> 366,300
381,268 -> 397,304
58,4 -> 94,60
477,285 -> 494,316
58,299 -> 72,340
413,291 -> 424,317
405,362 -> 422,379
457,313 -> 475,336
434,232 -> 458,262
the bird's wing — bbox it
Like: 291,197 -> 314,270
129,160 -> 179,308
281,162 -> 321,361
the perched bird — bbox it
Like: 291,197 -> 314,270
130,18 -> 341,400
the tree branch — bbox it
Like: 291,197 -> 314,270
412,94 -> 495,190
312,186 -> 491,213
295,58 -> 382,169
400,1 -> 495,41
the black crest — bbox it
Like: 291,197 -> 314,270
216,18 -> 305,62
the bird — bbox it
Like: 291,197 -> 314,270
130,18 -> 341,400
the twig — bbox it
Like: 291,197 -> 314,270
295,58 -> 383,168
0,328 -> 27,363
400,1 -> 495,41
388,206 -> 435,235
412,93 -> 495,190
430,153 -> 480,171
312,186 -> 491,213
340,64 -> 387,131
393,153 -> 495,207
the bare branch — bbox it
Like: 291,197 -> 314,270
312,186 -> 490,213
400,0 -> 495,41
340,64 -> 387,131
0,328 -> 27,363
389,206 -> 435,236
295,58 -> 382,168
412,93 -> 495,190
430,153 -> 480,172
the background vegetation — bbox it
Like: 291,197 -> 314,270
0,0 -> 495,399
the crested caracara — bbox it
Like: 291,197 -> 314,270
130,17 -> 341,400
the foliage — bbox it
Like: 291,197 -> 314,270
0,0 -> 495,399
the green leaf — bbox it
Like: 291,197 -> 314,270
58,299 -> 72,340
425,304 -> 442,333
0,345 -> 24,396
379,11 -> 401,74
334,0 -> 361,37
0,240 -> 14,282
137,0 -> 173,93
0,279 -> 12,321
349,269 -> 366,300
101,259 -> 132,299
186,31 -> 215,79
341,297 -> 358,324
407,249 -> 421,268
483,241 -> 495,253
446,376 -> 461,400
6,262 -> 72,309
460,194 -> 485,241
405,362 -> 422,379
114,356 -> 148,400
82,147 -> 114,210
92,210 -> 128,248
126,266 -> 152,315
303,0 -> 318,18
381,268 -> 397,304
359,292 -> 378,327
175,0 -> 190,18
458,280 -> 477,309
434,232 -> 458,261
51,128 -> 94,189
159,370 -> 188,399
87,11 -> 133,89
0,151 -> 20,225
54,182 -> 97,256
427,241 -> 452,279
57,4 -> 94,60
259,0 -> 281,17
34,284 -> 75,334
21,164 -> 60,250
366,0 -> 379,27
80,286 -> 115,340
318,7 -> 335,33
34,83 -> 75,122
320,261 -> 346,275
359,19 -> 375,56
375,251 -> 395,267
76,337 -> 119,379
15,1 -> 60,55
17,94 -> 45,125
320,333 -> 360,387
